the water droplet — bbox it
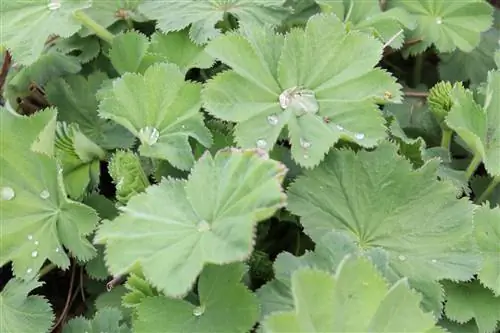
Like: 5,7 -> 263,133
362,282 -> 369,286
279,87 -> 319,115
197,220 -> 210,232
354,133 -> 365,140
31,251 -> 38,258
256,139 -> 267,149
27,268 -> 33,274
55,247 -> 60,253
303,154 -> 309,160
181,124 -> 186,129
267,115 -> 279,126
299,138 -> 311,149
436,17 -> 442,24
40,190 -> 50,199
398,255 -> 406,261
0,186 -> 15,201
34,241 -> 39,246
48,1 -> 61,10
336,125 -> 344,131
193,305 -> 205,317
431,259 -> 437,263
27,235 -> 33,241
138,126 -> 160,145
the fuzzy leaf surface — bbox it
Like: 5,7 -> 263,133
0,0 -> 90,65
0,108 -> 99,279
0,279 -> 54,333
474,205 -> 500,296
134,263 -> 259,333
287,142 -> 479,284
445,70 -> 500,177
138,0 -> 288,44
98,63 -> 212,170
261,256 -> 441,332
443,280 -> 500,333
203,14 -> 402,168
387,0 -> 494,54
94,148 -> 287,297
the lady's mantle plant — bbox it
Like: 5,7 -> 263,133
0,0 -> 500,332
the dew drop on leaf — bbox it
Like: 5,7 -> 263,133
300,138 -> 311,149
256,139 -> 267,149
39,190 -> 50,199
303,154 -> 310,160
27,235 -> 33,241
55,247 -> 60,253
193,305 -> 205,317
279,87 -> 319,115
34,241 -> 39,246
47,1 -> 61,11
267,115 -> 279,126
31,251 -> 38,258
336,124 -> 344,131
431,259 -> 437,263
138,126 -> 160,146
355,133 -> 365,140
436,17 -> 443,24
26,268 -> 33,274
0,186 -> 15,201
398,255 -> 406,261
197,220 -> 211,232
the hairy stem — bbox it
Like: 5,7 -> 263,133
465,154 -> 482,180
38,263 -> 57,277
441,129 -> 453,151
475,176 -> 500,204
73,10 -> 114,44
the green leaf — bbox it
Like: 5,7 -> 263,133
108,150 -> 150,204
474,205 -> 500,296
445,70 -> 500,177
387,0 -> 494,54
134,263 -> 259,333
94,148 -> 287,297
203,14 -> 402,168
287,142 -> 479,284
138,0 -> 289,45
45,72 -> 136,150
97,63 -> 212,170
0,278 -> 54,333
109,31 -> 150,75
95,286 -> 132,322
439,10 -> 500,85
62,307 -> 130,333
0,0 -> 90,65
317,0 -> 416,49
0,108 -> 99,279
261,255 -> 442,332
443,279 -> 500,333
54,33 -> 101,64
148,30 -> 214,73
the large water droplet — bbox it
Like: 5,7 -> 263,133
193,305 -> 205,317
27,235 -> 33,241
138,126 -> 160,145
398,255 -> 406,261
436,17 -> 442,24
31,251 -> 38,258
1,187 -> 15,201
279,87 -> 319,115
355,133 -> 365,140
48,1 -> 61,10
197,220 -> 210,232
299,138 -> 311,149
256,139 -> 267,149
267,115 -> 279,126
40,190 -> 50,199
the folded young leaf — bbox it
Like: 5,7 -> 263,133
94,148 -> 287,297
474,205 -> 500,296
443,279 -> 500,333
0,0 -> 91,65
0,279 -> 54,333
387,0 -> 494,54
134,263 -> 259,333
261,255 -> 443,332
138,0 -> 289,45
62,307 -> 130,333
0,108 -> 99,279
446,70 -> 500,177
287,142 -> 480,284
97,63 -> 213,170
203,14 -> 402,168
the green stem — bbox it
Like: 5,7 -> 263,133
475,176 -> 500,204
441,129 -> 453,151
39,263 -> 57,277
465,154 -> 482,180
73,10 -> 114,44
413,54 -> 423,87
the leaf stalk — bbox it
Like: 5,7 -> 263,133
440,129 -> 453,151
465,154 -> 482,180
475,176 -> 500,204
73,10 -> 114,44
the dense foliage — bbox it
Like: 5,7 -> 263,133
1,0 -> 499,332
